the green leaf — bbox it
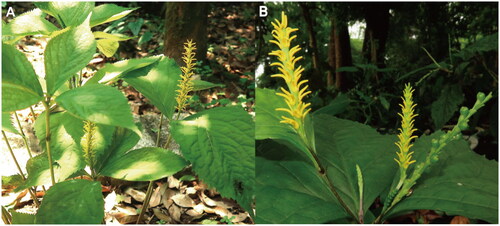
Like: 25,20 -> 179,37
170,106 -> 254,212
431,84 -> 464,129
138,31 -> 153,45
2,43 -> 43,112
35,179 -> 104,224
123,56 -> 181,120
10,210 -> 35,224
44,18 -> 96,95
48,2 -> 94,27
93,31 -> 133,41
17,111 -> 86,189
256,157 -> 349,223
2,174 -> 24,187
2,113 -> 19,134
96,38 -> 119,58
255,88 -> 310,162
192,80 -> 224,91
2,8 -> 58,37
387,132 -> 498,223
313,94 -> 350,116
314,114 -> 398,219
86,55 -> 161,85
94,127 -> 140,174
55,84 -> 141,136
100,147 -> 188,181
128,18 -> 143,36
379,96 -> 390,110
90,4 -> 137,27
257,114 -> 399,223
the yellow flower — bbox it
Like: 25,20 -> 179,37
395,84 -> 418,169
270,12 -> 311,130
176,40 -> 197,111
81,120 -> 97,168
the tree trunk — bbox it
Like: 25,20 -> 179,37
164,2 -> 208,65
332,17 -> 353,92
327,18 -> 336,88
299,2 -> 324,92
362,3 -> 390,69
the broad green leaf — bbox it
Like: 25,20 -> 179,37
35,179 -> 104,224
2,9 -> 58,37
192,80 -> 225,91
34,2 -> 56,17
94,127 -> 140,173
431,84 -> 464,129
17,111 -> 86,190
387,132 -> 498,223
256,157 -> 349,223
96,38 -> 119,57
127,18 -> 143,36
170,106 -> 254,212
313,94 -> 350,116
10,210 -> 35,224
2,43 -> 43,112
48,2 -> 94,27
314,114 -> 398,219
138,31 -> 153,45
93,31 -> 133,41
55,84 -> 141,136
100,147 -> 188,181
123,56 -> 181,120
44,18 -> 96,95
86,55 -> 161,85
2,113 -> 19,134
255,88 -> 310,162
90,4 -> 138,27
257,114 -> 398,223
2,174 -> 24,187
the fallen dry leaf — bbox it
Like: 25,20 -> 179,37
153,208 -> 171,222
125,188 -> 146,202
168,203 -> 182,222
171,193 -> 196,208
451,216 -> 470,224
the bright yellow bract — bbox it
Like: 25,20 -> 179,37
395,84 -> 418,169
270,12 -> 311,130
176,40 -> 197,112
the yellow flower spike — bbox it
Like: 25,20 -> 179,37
269,11 -> 311,132
175,40 -> 197,112
395,84 -> 419,169
81,121 -> 97,170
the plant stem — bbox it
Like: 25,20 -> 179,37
136,113 -> 166,224
2,130 -> 40,207
14,113 -> 33,158
29,106 -> 37,121
43,97 -> 56,185
1,205 -> 12,224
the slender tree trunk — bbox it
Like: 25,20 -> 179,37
332,17 -> 353,92
327,18 -> 336,88
299,2 -> 324,92
164,2 -> 208,64
362,3 -> 390,71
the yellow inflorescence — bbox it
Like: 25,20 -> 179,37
176,40 -> 197,111
270,12 -> 311,130
81,120 -> 97,167
395,84 -> 418,169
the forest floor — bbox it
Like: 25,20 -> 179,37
2,3 -> 255,224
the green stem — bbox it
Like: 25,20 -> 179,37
30,106 -> 37,121
43,97 -> 56,185
305,145 -> 358,222
2,130 -> 40,207
136,113 -> 167,224
14,113 -> 33,158
1,205 -> 11,224
136,180 -> 155,223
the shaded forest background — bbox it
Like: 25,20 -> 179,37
257,2 -> 498,161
